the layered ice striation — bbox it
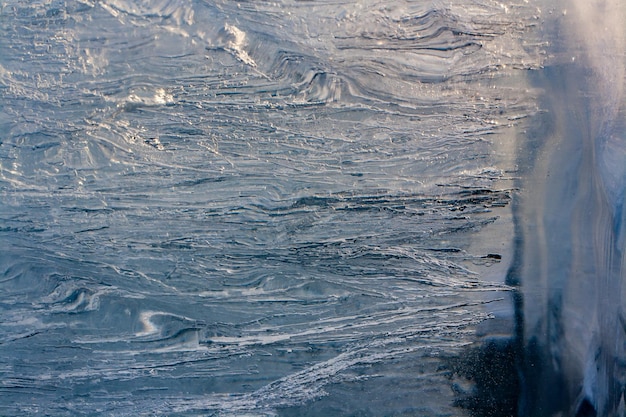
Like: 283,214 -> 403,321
3,0 -> 615,416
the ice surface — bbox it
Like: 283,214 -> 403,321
1,0 -> 623,416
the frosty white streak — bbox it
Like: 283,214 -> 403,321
512,0 -> 626,415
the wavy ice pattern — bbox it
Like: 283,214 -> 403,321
0,0 -> 623,416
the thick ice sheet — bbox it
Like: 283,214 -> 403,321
3,0 -> 620,415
